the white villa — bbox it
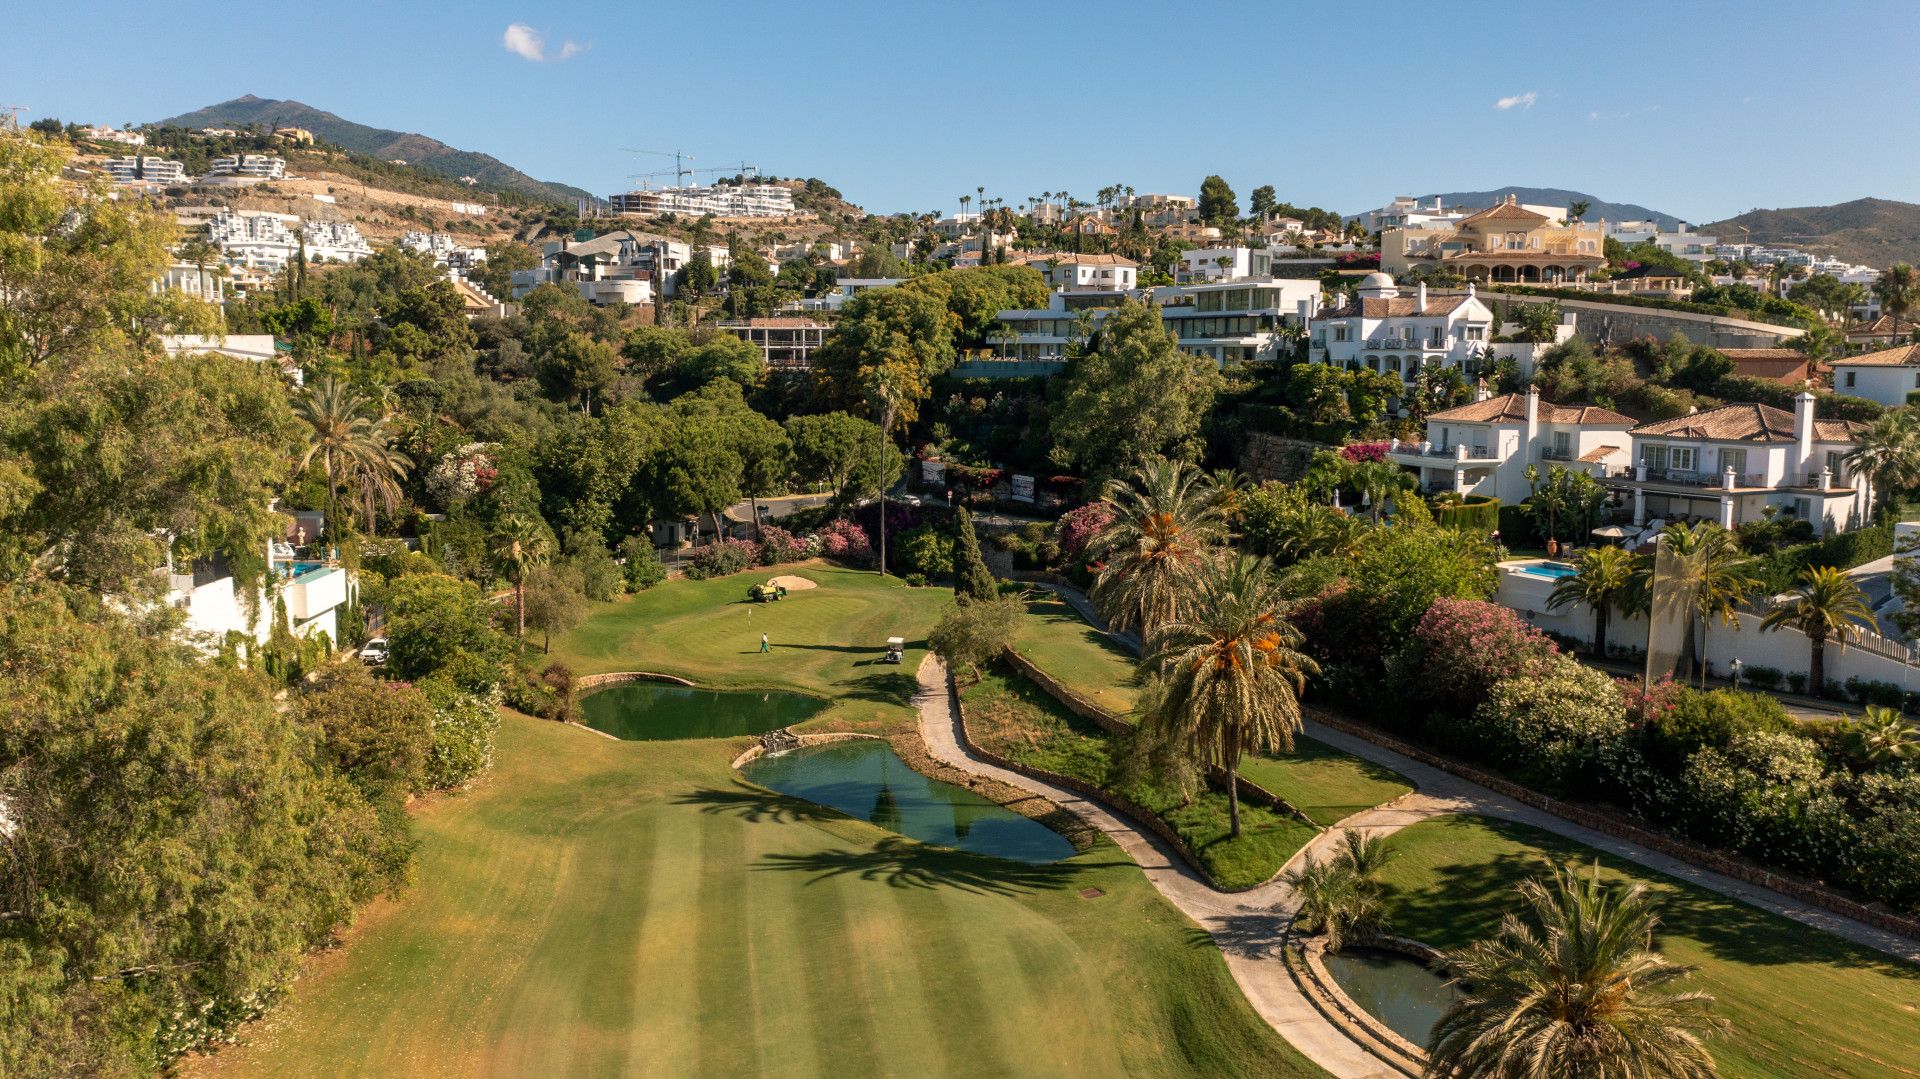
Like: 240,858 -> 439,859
300,221 -> 372,263
1608,395 -> 1872,535
165,536 -> 352,651
792,276 -> 907,313
1308,274 -> 1574,383
1831,342 -> 1920,407
1176,246 -> 1274,284
1035,253 -> 1137,292
1159,278 -> 1322,365
1386,385 -> 1635,504
512,230 -> 730,304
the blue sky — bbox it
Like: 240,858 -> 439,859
9,0 -> 1920,221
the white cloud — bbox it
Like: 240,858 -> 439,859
1494,91 -> 1538,111
502,22 -> 585,62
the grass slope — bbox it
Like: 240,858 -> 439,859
188,713 -> 1324,1078
1010,596 -> 1142,717
962,667 -> 1318,890
1236,741 -> 1411,827
550,563 -> 955,734
1379,815 -> 1920,1079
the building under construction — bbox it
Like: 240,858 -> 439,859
607,181 -> 795,218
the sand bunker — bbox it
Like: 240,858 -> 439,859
766,575 -> 818,591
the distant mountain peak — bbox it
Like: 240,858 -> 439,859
1354,186 -> 1684,230
149,96 -> 589,205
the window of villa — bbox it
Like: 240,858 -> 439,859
1827,451 -> 1845,481
1333,326 -> 1350,342
1845,371 -> 1857,387
1670,447 -> 1696,472
1723,448 -> 1747,478
1553,431 -> 1571,457
1641,444 -> 1669,471
1463,325 -> 1485,340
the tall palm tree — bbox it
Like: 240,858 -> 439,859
1759,565 -> 1874,693
294,379 -> 411,540
1548,546 -> 1636,658
1847,407 -> 1920,514
489,515 -> 551,644
1142,554 -> 1319,838
1087,457 -> 1225,639
1428,862 -> 1725,1079
1853,704 -> 1920,767
1351,460 -> 1415,523
1630,524 -> 1758,686
1873,262 -> 1919,325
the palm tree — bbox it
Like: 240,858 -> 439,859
1285,830 -> 1397,953
1853,704 -> 1920,767
1548,546 -> 1636,658
1350,460 -> 1415,523
1204,468 -> 1252,531
1847,407 -> 1920,514
1759,565 -> 1875,693
1142,554 -> 1319,838
1631,524 -> 1758,686
294,380 -> 411,540
1087,457 -> 1225,639
1428,862 -> 1725,1079
1873,262 -> 1919,325
489,515 -> 551,644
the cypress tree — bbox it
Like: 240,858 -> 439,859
952,506 -> 997,603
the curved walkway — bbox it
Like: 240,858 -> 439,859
913,654 -> 1920,1079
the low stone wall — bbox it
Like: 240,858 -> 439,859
728,731 -> 876,770
574,670 -> 697,690
1003,648 -> 1318,827
1291,936 -> 1434,1078
1308,707 -> 1920,943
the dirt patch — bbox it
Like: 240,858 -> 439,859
765,575 -> 818,591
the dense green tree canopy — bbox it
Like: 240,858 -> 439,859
1050,300 -> 1223,478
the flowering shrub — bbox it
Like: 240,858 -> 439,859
425,442 -> 499,509
1467,655 -> 1629,795
1058,501 -> 1115,560
685,538 -> 757,580
893,523 -> 955,579
1403,598 -> 1557,714
1680,731 -> 1852,877
1339,441 -> 1391,463
815,518 -> 874,565
421,682 -> 502,790
757,526 -> 808,565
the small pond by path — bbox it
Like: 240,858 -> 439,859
1319,948 -> 1456,1047
581,682 -> 827,741
741,739 -> 1076,864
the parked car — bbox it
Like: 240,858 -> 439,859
358,637 -> 389,665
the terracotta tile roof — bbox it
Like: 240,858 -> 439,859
1846,314 -> 1919,339
1579,444 -> 1623,463
1834,343 -> 1920,367
1441,249 -> 1606,264
1324,295 -> 1475,318
1021,251 -> 1138,268
1719,348 -> 1812,382
1457,197 -> 1551,226
1630,402 -> 1867,443
1428,393 -> 1635,426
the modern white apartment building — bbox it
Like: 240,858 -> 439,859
205,210 -> 300,272
1386,385 -> 1636,504
1609,395 -> 1872,535
1831,343 -> 1920,407
206,154 -> 287,180
1603,220 -> 1717,261
1031,253 -> 1138,292
792,276 -> 907,313
607,182 -> 796,218
400,230 -> 488,271
165,542 -> 353,650
719,317 -> 829,369
101,156 -> 188,185
1308,275 -> 1574,382
300,221 -> 372,263
1176,246 -> 1274,283
1355,196 -> 1472,232
1158,278 -> 1322,365
511,230 -> 686,305
153,260 -> 226,305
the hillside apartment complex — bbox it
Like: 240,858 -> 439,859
510,230 -> 732,305
606,181 -> 796,218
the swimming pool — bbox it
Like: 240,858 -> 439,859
1515,562 -> 1578,580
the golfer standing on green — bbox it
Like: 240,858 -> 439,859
759,632 -> 770,654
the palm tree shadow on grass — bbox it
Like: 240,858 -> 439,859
1186,913 -> 1288,960
834,670 -> 924,706
672,782 -> 853,825
757,836 -> 1106,896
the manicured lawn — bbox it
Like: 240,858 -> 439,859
186,714 -> 1324,1078
550,562 -> 958,733
1009,595 -> 1141,717
961,666 -> 1318,891
1237,740 -> 1412,827
1378,815 -> 1920,1079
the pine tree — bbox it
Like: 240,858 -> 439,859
952,506 -> 997,603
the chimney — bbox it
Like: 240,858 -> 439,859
1417,281 -> 1428,310
1466,280 -> 1476,299
1474,377 -> 1491,403
1794,390 -> 1816,470
1525,384 -> 1541,442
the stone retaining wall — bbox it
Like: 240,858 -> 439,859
1003,648 -> 1318,827
1309,707 -> 1920,943
728,731 -> 877,770
574,670 -> 697,690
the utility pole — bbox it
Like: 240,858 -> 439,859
0,105 -> 27,132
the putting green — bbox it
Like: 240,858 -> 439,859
187,714 -> 1324,1078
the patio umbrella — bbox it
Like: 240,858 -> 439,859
1592,525 -> 1634,540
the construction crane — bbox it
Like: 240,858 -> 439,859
0,105 -> 27,132
619,148 -> 695,186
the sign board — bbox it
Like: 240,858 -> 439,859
921,459 -> 946,485
1010,474 -> 1036,503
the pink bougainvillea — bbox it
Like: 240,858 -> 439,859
1340,441 -> 1391,463
815,518 -> 874,565
1058,501 -> 1116,560
757,526 -> 809,566
1408,598 -> 1559,712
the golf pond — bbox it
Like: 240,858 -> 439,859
580,681 -> 1074,863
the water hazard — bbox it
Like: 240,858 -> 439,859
1320,948 -> 1457,1046
741,739 -> 1075,863
580,682 -> 828,740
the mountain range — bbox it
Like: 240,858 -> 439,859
1700,198 -> 1920,267
1379,187 -> 1686,229
151,95 -> 591,205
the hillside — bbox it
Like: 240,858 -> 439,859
1360,186 -> 1684,228
151,95 -> 589,205
1701,198 -> 1920,267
